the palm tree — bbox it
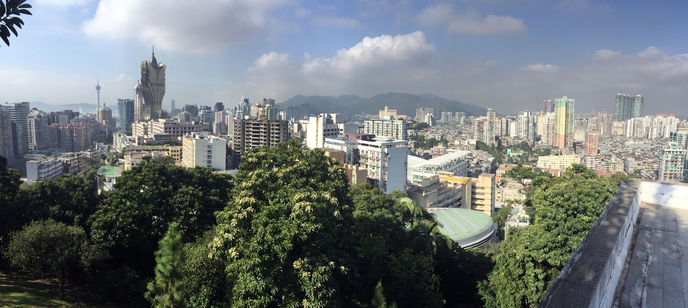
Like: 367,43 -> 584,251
408,220 -> 453,256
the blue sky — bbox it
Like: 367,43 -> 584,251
1,0 -> 686,116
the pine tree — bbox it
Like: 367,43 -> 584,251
145,222 -> 185,308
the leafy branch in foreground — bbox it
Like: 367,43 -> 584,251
1,0 -> 32,47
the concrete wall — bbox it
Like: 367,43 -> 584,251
539,178 -> 641,308
639,180 -> 688,210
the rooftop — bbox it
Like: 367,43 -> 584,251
539,179 -> 688,308
427,208 -> 495,249
98,166 -> 119,176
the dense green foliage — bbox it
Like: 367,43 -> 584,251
2,148 -> 618,308
3,220 -> 100,300
210,140 -> 356,307
411,134 -> 449,149
408,122 -> 430,130
476,141 -> 551,165
478,165 -> 619,307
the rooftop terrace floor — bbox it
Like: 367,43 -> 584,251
614,202 -> 688,308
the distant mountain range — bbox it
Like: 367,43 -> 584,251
278,92 -> 487,118
26,102 -> 98,113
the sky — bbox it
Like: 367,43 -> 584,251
1,0 -> 687,116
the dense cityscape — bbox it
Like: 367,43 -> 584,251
1,1 -> 687,308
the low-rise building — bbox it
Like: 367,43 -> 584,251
407,151 -> 471,185
536,154 -> 581,170
26,158 -> 63,184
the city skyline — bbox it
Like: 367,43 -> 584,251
0,0 -> 686,115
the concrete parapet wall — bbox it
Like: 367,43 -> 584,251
640,180 -> 688,210
539,178 -> 641,308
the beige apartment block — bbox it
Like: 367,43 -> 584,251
537,154 -> 581,170
471,173 -> 495,217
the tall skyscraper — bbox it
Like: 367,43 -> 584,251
235,97 -> 251,120
543,100 -> 554,113
614,94 -> 644,122
171,99 -> 176,110
486,108 -> 496,145
586,130 -> 599,157
0,107 -> 15,161
214,102 -> 224,113
134,81 -> 144,122
140,48 -> 166,120
117,99 -> 135,132
554,96 -> 575,149
27,109 -> 48,151
95,78 -> 101,122
8,102 -> 30,156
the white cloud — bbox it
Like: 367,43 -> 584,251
417,4 -> 527,36
82,0 -> 288,53
447,13 -> 527,35
234,36 -> 687,115
593,49 -> 622,60
417,4 -> 454,25
521,63 -> 561,72
36,0 -> 91,7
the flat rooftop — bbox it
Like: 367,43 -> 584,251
614,202 -> 688,307
540,179 -> 688,308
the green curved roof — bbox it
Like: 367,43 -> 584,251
428,208 -> 494,244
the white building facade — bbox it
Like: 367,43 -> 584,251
182,132 -> 227,170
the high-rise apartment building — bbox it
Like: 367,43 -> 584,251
117,99 -> 135,132
515,110 -> 534,143
133,81 -> 144,122
140,49 -> 166,120
472,117 -> 485,143
8,102 -> 30,156
47,123 -> 91,152
230,119 -> 289,169
362,119 -> 407,141
132,119 -> 210,141
0,107 -> 15,161
235,97 -> 251,120
27,109 -> 48,152
658,142 -> 686,182
485,108 -> 496,145
182,132 -> 226,170
471,173 -> 495,217
554,96 -> 575,148
540,112 -> 556,146
543,99 -> 554,113
614,94 -> 644,122
415,107 -> 434,123
307,114 -> 358,149
586,130 -> 599,157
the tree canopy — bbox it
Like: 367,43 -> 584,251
479,165 -> 618,307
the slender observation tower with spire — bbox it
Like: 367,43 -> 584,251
95,78 -> 101,122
